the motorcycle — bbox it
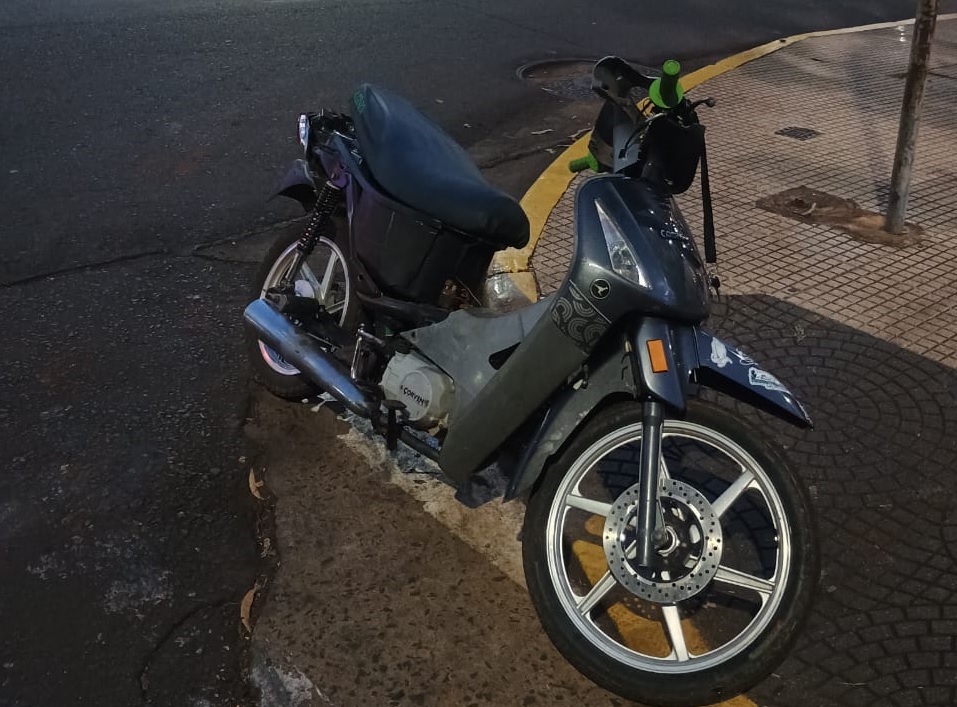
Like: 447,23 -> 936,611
243,57 -> 820,707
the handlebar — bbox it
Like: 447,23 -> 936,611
648,59 -> 684,109
569,153 -> 599,174
570,58 -> 702,175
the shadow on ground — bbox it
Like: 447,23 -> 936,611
708,295 -> 957,707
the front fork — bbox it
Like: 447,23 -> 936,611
636,400 -> 667,567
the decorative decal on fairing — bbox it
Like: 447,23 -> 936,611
735,350 -> 756,366
748,367 -> 789,393
551,282 -> 611,352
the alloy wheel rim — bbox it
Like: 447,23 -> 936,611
257,237 -> 350,376
544,419 -> 792,673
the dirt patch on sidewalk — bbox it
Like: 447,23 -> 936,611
756,186 -> 922,247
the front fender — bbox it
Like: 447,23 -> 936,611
630,321 -> 811,428
691,328 -> 812,429
271,159 -> 317,210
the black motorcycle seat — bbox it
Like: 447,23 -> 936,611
350,84 -> 530,250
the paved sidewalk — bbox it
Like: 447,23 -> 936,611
533,20 -> 957,367
524,19 -> 957,707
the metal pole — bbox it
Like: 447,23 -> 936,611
885,0 -> 939,234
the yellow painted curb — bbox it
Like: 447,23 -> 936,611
495,133 -> 591,276
491,13 -> 957,294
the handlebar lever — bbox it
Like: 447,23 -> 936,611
688,97 -> 717,110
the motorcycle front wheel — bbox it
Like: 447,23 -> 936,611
522,400 -> 819,707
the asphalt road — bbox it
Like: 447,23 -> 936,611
1,1 -> 953,705
0,0 -> 946,284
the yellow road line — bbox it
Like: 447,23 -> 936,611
683,12 -> 956,89
493,133 -> 591,277
490,13 -> 957,291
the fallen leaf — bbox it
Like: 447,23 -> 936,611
248,469 -> 264,500
240,582 -> 262,632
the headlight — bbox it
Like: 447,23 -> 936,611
595,199 -> 649,288
298,114 -> 310,152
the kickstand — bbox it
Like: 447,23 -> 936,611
383,400 -> 405,451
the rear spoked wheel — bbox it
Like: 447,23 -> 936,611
522,400 -> 818,707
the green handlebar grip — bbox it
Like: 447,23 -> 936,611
569,153 -> 598,173
649,59 -> 685,109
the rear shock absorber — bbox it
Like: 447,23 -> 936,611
282,182 -> 342,285
297,182 -> 341,254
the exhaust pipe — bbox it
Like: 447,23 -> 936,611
243,299 -> 376,418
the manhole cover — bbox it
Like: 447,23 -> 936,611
756,186 -> 922,247
775,126 -> 821,141
517,59 -> 599,101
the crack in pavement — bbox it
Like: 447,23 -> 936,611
137,598 -> 235,701
0,217 -> 304,288
476,137 -> 581,169
0,249 -> 172,289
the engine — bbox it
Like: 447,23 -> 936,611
379,352 -> 456,430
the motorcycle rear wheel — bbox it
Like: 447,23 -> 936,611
246,227 -> 358,400
522,399 -> 818,707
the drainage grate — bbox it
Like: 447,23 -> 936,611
775,126 -> 821,141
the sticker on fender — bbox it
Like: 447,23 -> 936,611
711,338 -> 755,368
748,367 -> 789,393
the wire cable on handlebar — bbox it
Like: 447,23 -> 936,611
621,125 -> 645,156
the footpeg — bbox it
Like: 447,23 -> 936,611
263,285 -> 320,317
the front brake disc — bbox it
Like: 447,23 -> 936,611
602,478 -> 723,603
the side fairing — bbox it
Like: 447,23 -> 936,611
437,308 -> 588,485
555,176 -> 710,352
403,296 -> 553,418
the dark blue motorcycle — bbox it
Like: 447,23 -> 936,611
243,57 -> 819,707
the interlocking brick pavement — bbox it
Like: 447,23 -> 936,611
706,295 -> 957,707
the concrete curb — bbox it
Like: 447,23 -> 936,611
492,13 -> 957,300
